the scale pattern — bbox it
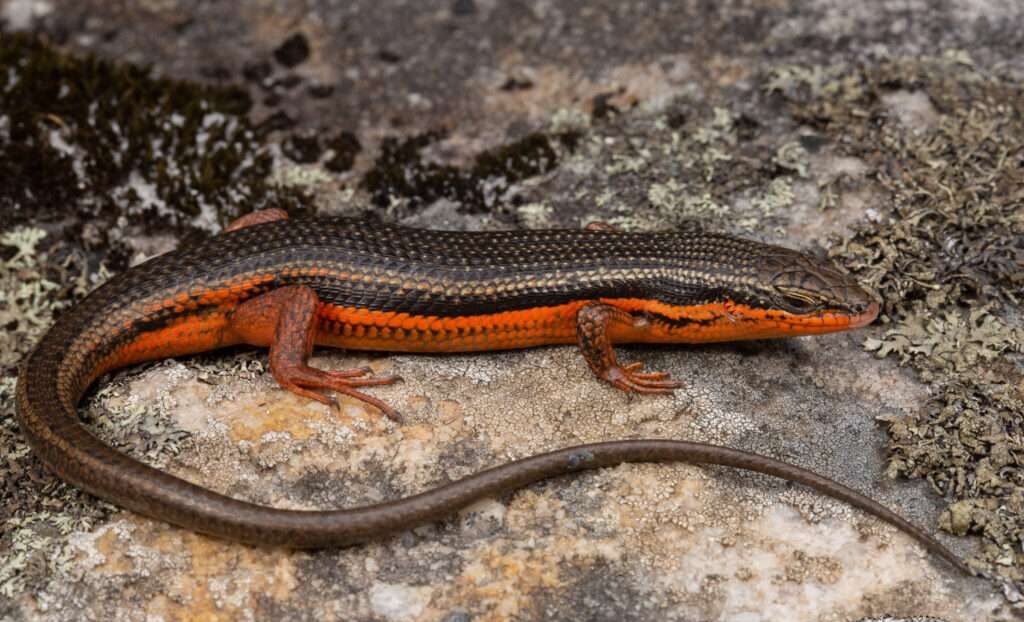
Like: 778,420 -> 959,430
15,218 -> 964,574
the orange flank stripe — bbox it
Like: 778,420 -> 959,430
96,274 -> 278,377
88,292 -> 876,386
314,298 -> 873,353
88,311 -> 236,386
316,302 -> 580,352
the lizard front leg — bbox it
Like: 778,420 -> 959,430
575,302 -> 682,394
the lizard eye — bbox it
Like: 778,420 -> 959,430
781,294 -> 818,313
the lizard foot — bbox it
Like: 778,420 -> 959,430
601,362 -> 682,394
275,364 -> 404,422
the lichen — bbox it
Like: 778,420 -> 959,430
0,225 -> 192,598
1,24 -> 1019,613
0,229 -> 94,596
553,99 -> 789,235
775,55 -> 1024,586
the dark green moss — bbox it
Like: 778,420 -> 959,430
0,138 -> 80,219
555,130 -> 583,153
361,129 -> 559,214
242,60 -> 272,83
591,92 -> 621,120
273,33 -> 310,68
324,130 -> 362,173
0,32 -> 311,240
256,110 -> 298,136
282,132 -> 323,164
476,134 -> 556,180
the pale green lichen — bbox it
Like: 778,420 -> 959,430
1,227 -> 47,266
0,229 -> 93,597
272,161 -> 336,189
549,108 -> 591,133
515,202 -> 555,229
772,142 -> 809,178
863,306 -> 1023,374
749,178 -> 795,220
0,227 -> 62,367
560,101 -> 795,236
777,55 -> 1024,587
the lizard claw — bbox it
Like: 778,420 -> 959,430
620,361 -> 673,381
276,365 -> 404,421
604,363 -> 682,394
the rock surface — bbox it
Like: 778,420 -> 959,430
2,1 -> 1022,620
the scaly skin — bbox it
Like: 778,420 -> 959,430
15,214 -> 968,573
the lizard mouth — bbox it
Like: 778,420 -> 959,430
847,301 -> 880,329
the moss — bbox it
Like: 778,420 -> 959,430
2,24 -> 1017,605
361,129 -> 560,215
281,132 -> 322,164
775,56 -> 1024,584
324,130 -> 361,173
272,33 -> 311,69
0,32 -> 312,241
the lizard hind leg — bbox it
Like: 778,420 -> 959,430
228,285 -> 403,420
575,302 -> 683,394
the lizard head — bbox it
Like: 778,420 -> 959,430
631,238 -> 880,343
742,247 -> 879,333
